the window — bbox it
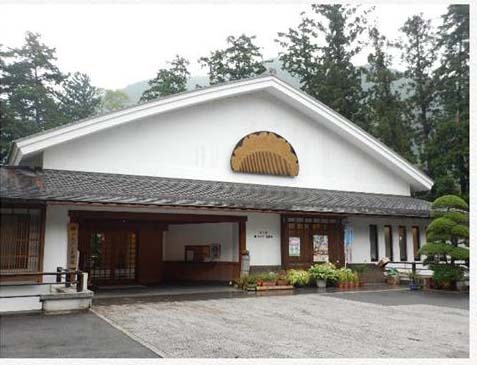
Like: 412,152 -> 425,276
0,207 -> 43,273
399,226 -> 408,261
412,226 -> 421,261
369,225 -> 379,262
384,225 -> 393,261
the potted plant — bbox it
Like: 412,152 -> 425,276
286,269 -> 311,287
407,271 -> 420,290
258,272 -> 278,287
276,271 -> 289,286
352,272 -> 360,288
308,263 -> 337,288
386,267 -> 400,285
352,264 -> 368,287
336,268 -> 351,289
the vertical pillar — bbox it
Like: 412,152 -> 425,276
238,221 -> 247,277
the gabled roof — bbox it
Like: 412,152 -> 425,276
8,74 -> 433,192
0,167 -> 431,217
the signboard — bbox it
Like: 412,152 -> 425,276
313,235 -> 329,262
253,230 -> 274,239
344,224 -> 353,264
289,237 -> 301,257
67,222 -> 79,270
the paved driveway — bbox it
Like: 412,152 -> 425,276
0,311 -> 158,358
94,289 -> 469,358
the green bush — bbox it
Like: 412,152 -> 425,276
257,271 -> 278,282
336,268 -> 353,282
431,195 -> 468,210
431,264 -> 464,283
308,263 -> 338,282
286,269 -> 311,287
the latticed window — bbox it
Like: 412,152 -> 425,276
0,207 -> 43,273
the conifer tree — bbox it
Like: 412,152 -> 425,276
0,32 -> 64,128
277,4 -> 371,128
199,34 -> 266,84
364,28 -> 414,161
399,15 -> 437,168
58,72 -> 101,121
427,5 -> 469,198
140,55 -> 190,102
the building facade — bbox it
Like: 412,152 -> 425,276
0,75 -> 432,312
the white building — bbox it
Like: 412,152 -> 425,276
0,75 -> 432,312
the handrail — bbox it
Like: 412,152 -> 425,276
0,267 -> 86,296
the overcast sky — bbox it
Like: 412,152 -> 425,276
1,1 -> 449,90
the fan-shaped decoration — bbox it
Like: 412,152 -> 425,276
230,131 -> 299,177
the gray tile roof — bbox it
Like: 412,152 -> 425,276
0,167 -> 431,217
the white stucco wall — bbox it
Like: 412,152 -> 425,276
42,92 -> 410,195
164,222 -> 239,262
346,216 -> 429,264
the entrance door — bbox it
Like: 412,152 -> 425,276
79,224 -> 137,285
282,215 -> 345,269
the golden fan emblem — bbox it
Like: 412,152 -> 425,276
230,131 -> 299,177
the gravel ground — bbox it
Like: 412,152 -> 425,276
94,291 -> 469,358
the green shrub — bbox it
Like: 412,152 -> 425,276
431,264 -> 464,283
336,268 -> 353,282
286,269 -> 311,287
257,271 -> 278,282
431,195 -> 468,210
308,263 -> 338,282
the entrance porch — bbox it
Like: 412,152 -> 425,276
73,211 -> 247,287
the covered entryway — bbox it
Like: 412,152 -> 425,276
281,215 -> 345,269
73,211 -> 246,288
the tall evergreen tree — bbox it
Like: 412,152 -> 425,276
427,5 -> 469,199
57,72 -> 101,121
364,28 -> 414,161
199,34 -> 266,84
0,32 -> 64,129
399,14 -> 437,167
277,4 -> 371,128
140,55 -> 190,102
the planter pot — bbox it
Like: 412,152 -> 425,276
316,279 -> 326,288
349,282 -> 356,289
387,276 -> 400,286
338,282 -> 345,289
261,281 -> 276,287
277,280 -> 289,286
358,281 -> 364,288
344,282 -> 350,289
409,282 -> 419,291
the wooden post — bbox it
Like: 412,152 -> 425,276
238,221 -> 246,278
67,223 -> 80,270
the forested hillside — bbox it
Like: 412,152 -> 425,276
0,4 -> 469,201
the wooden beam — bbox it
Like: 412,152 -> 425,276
69,210 -> 247,223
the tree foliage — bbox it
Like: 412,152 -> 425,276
419,195 -> 469,282
99,89 -> 130,113
277,4 -> 371,127
57,72 -> 101,121
140,55 -> 190,102
427,5 -> 469,199
399,14 -> 437,164
364,27 -> 413,161
199,34 -> 266,84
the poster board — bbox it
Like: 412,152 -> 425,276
289,237 -> 301,257
313,235 -> 329,262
